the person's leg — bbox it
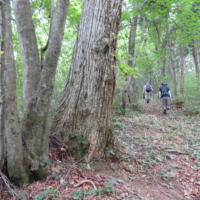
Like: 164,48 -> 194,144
166,97 -> 170,114
145,92 -> 148,103
162,97 -> 167,114
147,92 -> 151,103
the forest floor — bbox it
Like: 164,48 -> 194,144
1,99 -> 200,200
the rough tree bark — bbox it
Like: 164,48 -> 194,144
52,0 -> 123,161
180,45 -> 185,94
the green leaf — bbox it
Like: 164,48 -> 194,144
34,194 -> 43,200
42,190 -> 49,195
109,150 -> 115,155
85,157 -> 89,163
90,189 -> 97,194
46,160 -> 50,165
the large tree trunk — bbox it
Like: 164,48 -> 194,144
52,0 -> 123,161
180,45 -> 185,94
0,1 -> 5,169
4,0 -> 27,184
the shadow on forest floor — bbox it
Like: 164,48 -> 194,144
1,99 -> 200,200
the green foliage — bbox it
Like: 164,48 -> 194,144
34,187 -> 57,200
70,179 -> 117,199
70,132 -> 86,144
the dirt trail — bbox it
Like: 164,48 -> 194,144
1,99 -> 200,200
113,99 -> 200,200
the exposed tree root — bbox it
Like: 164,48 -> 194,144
74,180 -> 97,190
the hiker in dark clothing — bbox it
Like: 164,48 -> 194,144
143,82 -> 153,104
159,82 -> 171,114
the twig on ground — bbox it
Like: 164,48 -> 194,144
145,168 -> 171,199
0,170 -> 25,200
166,150 -> 189,155
74,180 -> 97,190
43,175 -> 52,188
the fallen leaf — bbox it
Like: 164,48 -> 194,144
83,185 -> 89,190
184,190 -> 189,196
60,178 -> 65,184
60,148 -> 66,152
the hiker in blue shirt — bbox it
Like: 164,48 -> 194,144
159,82 -> 172,114
143,82 -> 153,104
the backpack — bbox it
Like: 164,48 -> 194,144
146,85 -> 151,92
161,86 -> 169,96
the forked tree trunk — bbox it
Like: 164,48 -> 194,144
52,0 -> 123,161
4,0 -> 27,184
21,0 -> 69,180
9,0 -> 69,183
180,45 -> 185,94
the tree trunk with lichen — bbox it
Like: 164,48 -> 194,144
1,0 -> 69,185
52,0 -> 123,161
4,0 -> 27,184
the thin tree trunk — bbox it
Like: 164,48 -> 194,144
4,0 -> 27,184
52,0 -> 123,161
127,15 -> 138,108
13,0 -> 41,111
160,49 -> 166,77
180,45 -> 185,94
122,12 -> 145,111
190,41 -> 200,89
41,0 -> 55,70
0,0 -> 5,170
21,0 -> 69,180
167,26 -> 178,96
